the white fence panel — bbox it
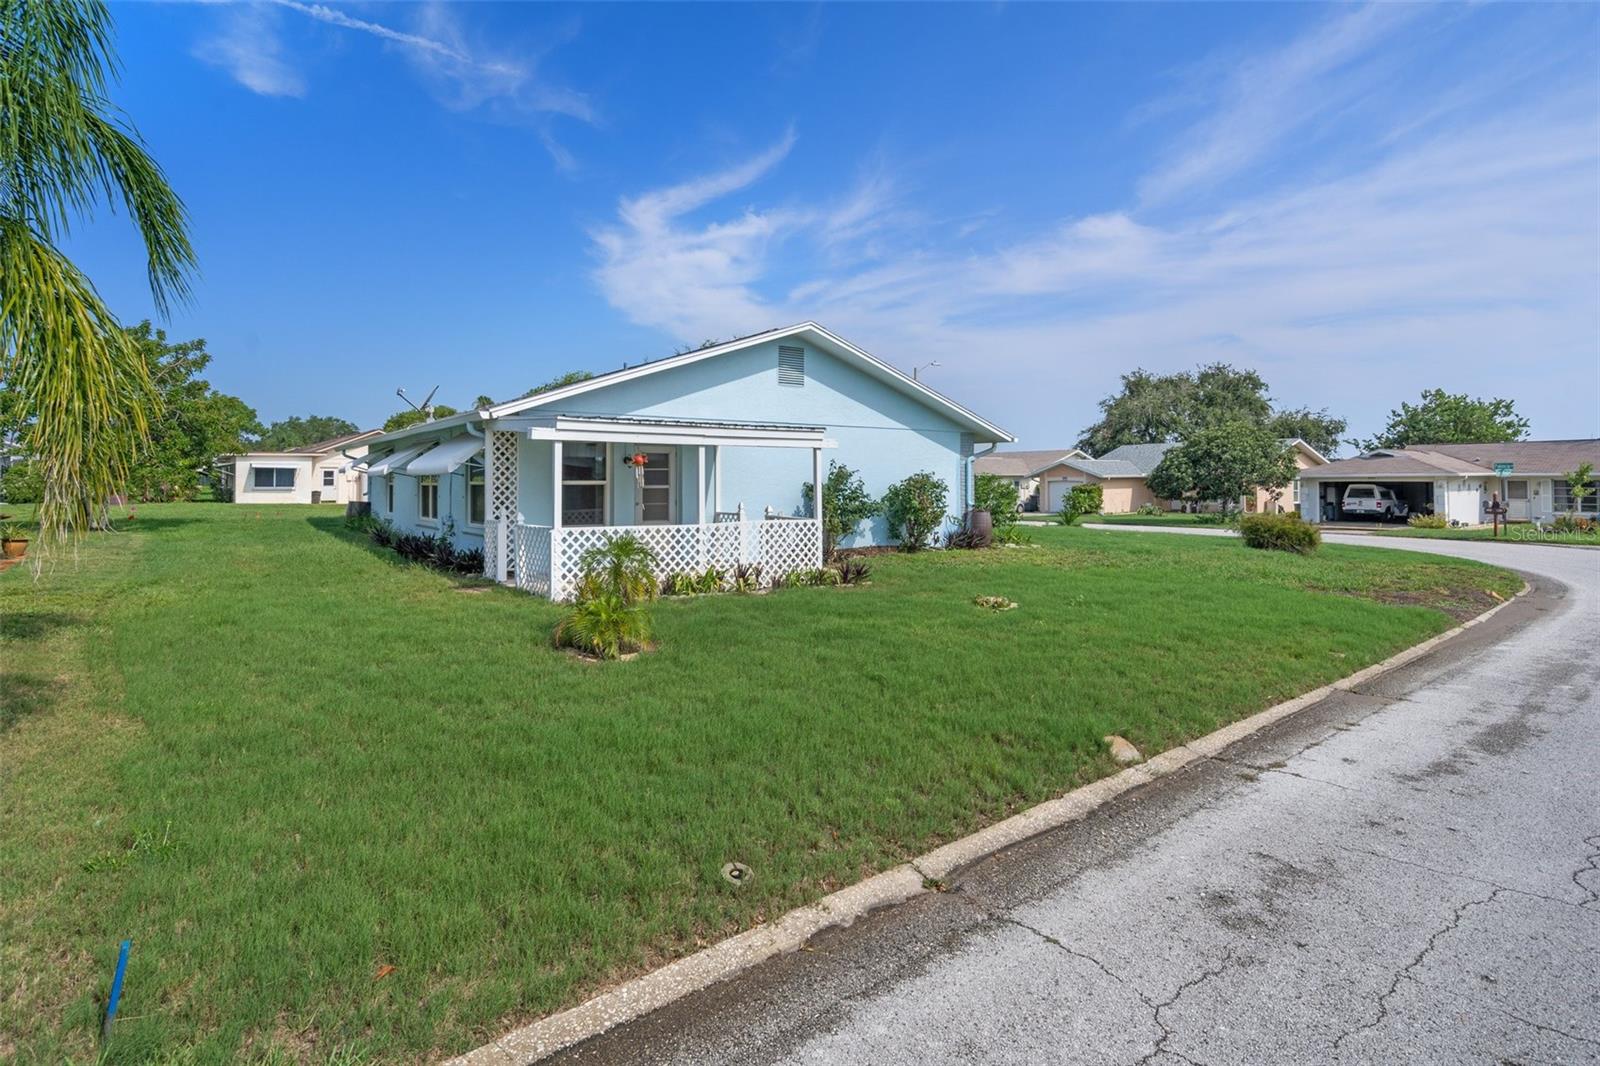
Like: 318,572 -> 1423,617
534,519 -> 821,602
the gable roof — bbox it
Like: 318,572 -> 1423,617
1048,457 -> 1146,478
1098,442 -> 1178,475
974,449 -> 1088,478
363,323 -> 1012,448
286,429 -> 382,454
1303,440 -> 1600,480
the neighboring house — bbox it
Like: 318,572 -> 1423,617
973,449 -> 1089,510
1248,439 -> 1328,514
1297,439 -> 1600,525
1035,443 -> 1173,515
1022,438 -> 1325,514
358,323 -> 1012,599
217,430 -> 383,505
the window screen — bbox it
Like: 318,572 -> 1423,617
252,467 -> 295,489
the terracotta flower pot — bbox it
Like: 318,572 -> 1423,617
2,539 -> 28,560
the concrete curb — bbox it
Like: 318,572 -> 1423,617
445,582 -> 1531,1066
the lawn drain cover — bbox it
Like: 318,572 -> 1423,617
721,862 -> 753,886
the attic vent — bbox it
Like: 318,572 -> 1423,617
777,345 -> 805,387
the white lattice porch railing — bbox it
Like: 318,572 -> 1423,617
499,518 -> 822,601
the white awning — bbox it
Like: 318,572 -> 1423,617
401,435 -> 483,476
364,442 -> 433,477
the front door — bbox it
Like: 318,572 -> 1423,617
634,448 -> 674,524
1506,480 -> 1529,520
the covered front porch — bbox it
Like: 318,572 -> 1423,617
481,414 -> 833,600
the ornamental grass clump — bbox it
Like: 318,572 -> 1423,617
556,535 -> 660,659
1238,512 -> 1320,555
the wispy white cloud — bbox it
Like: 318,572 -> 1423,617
590,7 -> 1599,443
194,4 -> 306,98
199,1 -> 593,158
1138,3 -> 1422,204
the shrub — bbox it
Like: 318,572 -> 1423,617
345,513 -> 382,535
662,572 -> 698,597
1,461 -> 42,504
1238,513 -> 1320,555
833,558 -> 871,585
1407,513 -> 1448,529
0,519 -> 33,541
731,562 -> 764,593
695,565 -> 728,594
802,461 -> 881,560
1551,514 -> 1597,535
1067,483 -> 1103,521
552,594 -> 652,660
1136,502 -> 1160,516
882,471 -> 948,552
974,474 -> 1021,532
943,526 -> 986,549
576,535 -> 659,605
993,525 -> 1029,546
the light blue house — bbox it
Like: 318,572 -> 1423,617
355,323 -> 1013,599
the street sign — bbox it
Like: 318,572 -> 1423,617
1494,462 -> 1514,476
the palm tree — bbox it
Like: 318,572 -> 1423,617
1,0 -> 195,547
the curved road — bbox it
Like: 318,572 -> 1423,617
556,535 -> 1599,1066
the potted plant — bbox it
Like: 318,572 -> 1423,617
1,520 -> 31,559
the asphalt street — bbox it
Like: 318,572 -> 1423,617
554,535 -> 1599,1066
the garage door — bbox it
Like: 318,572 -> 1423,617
1045,478 -> 1080,514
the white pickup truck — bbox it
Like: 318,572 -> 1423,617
1341,483 -> 1410,520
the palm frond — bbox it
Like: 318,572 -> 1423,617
0,219 -> 157,544
0,0 -> 195,549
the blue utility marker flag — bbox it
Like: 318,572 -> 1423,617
102,940 -> 131,1042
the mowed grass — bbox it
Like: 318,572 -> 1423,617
1,505 -> 1521,1064
1372,524 -> 1598,546
1074,512 -> 1229,527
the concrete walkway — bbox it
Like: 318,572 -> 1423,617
555,538 -> 1600,1066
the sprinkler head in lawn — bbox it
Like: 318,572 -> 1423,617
721,862 -> 752,886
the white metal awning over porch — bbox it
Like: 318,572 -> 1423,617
492,413 -> 836,449
362,442 -> 432,477
401,435 -> 483,476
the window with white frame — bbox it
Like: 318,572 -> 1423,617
385,475 -> 394,512
1553,477 -> 1598,514
561,443 -> 606,525
252,466 -> 295,489
322,469 -> 336,488
419,475 -> 440,521
465,456 -> 485,525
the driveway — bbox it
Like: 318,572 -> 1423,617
554,536 -> 1600,1066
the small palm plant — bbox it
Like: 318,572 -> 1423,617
552,594 -> 652,660
576,535 -> 660,605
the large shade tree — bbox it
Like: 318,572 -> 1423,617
1147,422 -> 1297,514
1077,364 -> 1344,458
257,415 -> 360,451
1353,389 -> 1529,451
1,0 -> 195,545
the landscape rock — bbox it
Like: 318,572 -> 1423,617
1104,735 -> 1143,764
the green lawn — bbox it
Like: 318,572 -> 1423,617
1,506 -> 1520,1064
1074,512 -> 1230,527
1372,524 -> 1598,546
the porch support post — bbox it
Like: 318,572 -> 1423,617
713,445 -> 722,514
551,440 -> 563,600
811,445 -> 824,566
696,446 -> 706,524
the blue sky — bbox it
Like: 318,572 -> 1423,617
69,2 -> 1599,447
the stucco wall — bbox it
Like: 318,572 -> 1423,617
233,456 -> 316,504
528,339 -> 975,547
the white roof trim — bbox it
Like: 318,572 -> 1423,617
501,414 -> 835,450
483,323 -> 1014,442
402,435 -> 483,476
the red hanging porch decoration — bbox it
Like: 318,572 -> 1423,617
624,452 -> 649,467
